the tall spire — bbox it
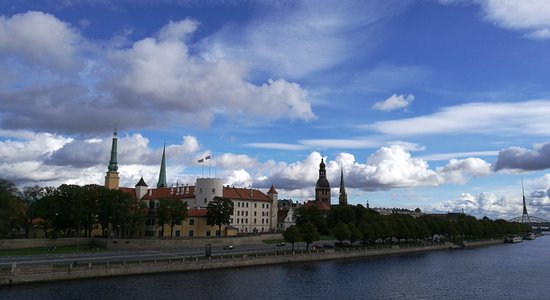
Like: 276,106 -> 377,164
108,128 -> 118,172
105,128 -> 120,190
157,143 -> 167,188
521,180 -> 530,222
339,166 -> 347,206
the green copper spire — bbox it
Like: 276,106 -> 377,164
157,143 -> 167,188
107,129 -> 118,172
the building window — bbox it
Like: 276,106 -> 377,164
254,218 -> 257,224
262,204 -> 265,209
189,219 -> 195,225
246,218 -> 248,223
238,202 -> 240,207
206,230 -> 211,236
262,219 -> 264,224
188,230 -> 194,237
267,204 -> 269,209
246,203 -> 249,208
237,211 -> 240,216
175,230 -> 181,237
204,197 -> 207,204
254,203 -> 257,208
212,188 -> 215,194
254,211 -> 256,216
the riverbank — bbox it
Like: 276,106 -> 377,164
0,239 -> 505,287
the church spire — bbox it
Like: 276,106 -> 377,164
108,128 -> 118,172
339,166 -> 347,206
157,143 -> 167,188
105,128 -> 120,190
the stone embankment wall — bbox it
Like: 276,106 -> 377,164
460,238 -> 505,248
1,243 -> 452,286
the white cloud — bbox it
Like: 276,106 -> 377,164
431,192 -> 522,219
364,100 -> 550,136
437,158 -> 492,184
479,0 -> 550,39
372,94 -> 414,112
109,19 -> 315,124
420,150 -> 499,161
0,11 -> 81,72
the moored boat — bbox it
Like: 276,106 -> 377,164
524,232 -> 536,240
505,235 -> 523,243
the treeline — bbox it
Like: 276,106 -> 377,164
0,179 -> 147,238
286,205 -> 532,246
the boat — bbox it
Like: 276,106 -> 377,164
505,235 -> 523,243
524,232 -> 536,240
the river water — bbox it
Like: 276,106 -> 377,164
2,235 -> 549,299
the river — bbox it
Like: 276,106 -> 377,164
2,235 -> 549,299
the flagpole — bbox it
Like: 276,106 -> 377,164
209,155 -> 212,178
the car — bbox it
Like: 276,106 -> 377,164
276,242 -> 286,247
223,245 -> 234,250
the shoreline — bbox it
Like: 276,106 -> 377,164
1,239 -> 504,287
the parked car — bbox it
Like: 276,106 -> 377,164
223,245 -> 234,250
276,242 -> 286,247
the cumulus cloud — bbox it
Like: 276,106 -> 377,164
0,13 -> 314,134
249,146 -> 492,193
431,192 -> 522,219
364,100 -> 550,137
372,94 -> 414,112
0,130 -> 203,187
494,141 -> 550,171
479,0 -> 550,39
0,11 -> 81,72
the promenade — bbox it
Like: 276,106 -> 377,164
1,238 -> 504,286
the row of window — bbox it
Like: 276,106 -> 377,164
235,210 -> 270,217
234,218 -> 270,225
236,201 -> 270,209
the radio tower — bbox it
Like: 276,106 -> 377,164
521,180 -> 531,223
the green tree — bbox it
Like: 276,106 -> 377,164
207,197 -> 234,236
300,222 -> 319,250
157,198 -> 188,237
0,179 -> 28,238
283,225 -> 302,251
333,221 -> 351,245
294,206 -> 328,235
348,223 -> 362,246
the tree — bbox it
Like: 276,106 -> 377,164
0,179 -> 27,238
300,222 -> 319,250
348,223 -> 362,246
294,206 -> 328,235
157,198 -> 188,237
283,225 -> 302,251
333,221 -> 351,245
207,197 -> 234,236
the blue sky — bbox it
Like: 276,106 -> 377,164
2,0 -> 550,220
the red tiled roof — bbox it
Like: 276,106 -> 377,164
267,185 -> 278,194
223,186 -> 271,202
303,200 -> 331,211
188,208 -> 208,217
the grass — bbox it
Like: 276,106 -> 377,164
0,244 -> 104,257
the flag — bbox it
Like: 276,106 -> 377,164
205,155 -> 211,160
198,158 -> 204,163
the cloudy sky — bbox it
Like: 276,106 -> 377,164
2,0 -> 550,220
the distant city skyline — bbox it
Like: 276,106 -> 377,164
1,1 -> 550,220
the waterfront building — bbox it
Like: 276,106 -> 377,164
105,136 -> 278,237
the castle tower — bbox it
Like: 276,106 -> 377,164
104,129 -> 120,190
157,144 -> 167,188
315,158 -> 331,206
267,185 -> 278,232
339,166 -> 348,206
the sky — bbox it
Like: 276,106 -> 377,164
1,0 -> 550,220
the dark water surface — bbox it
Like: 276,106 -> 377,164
2,236 -> 549,299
